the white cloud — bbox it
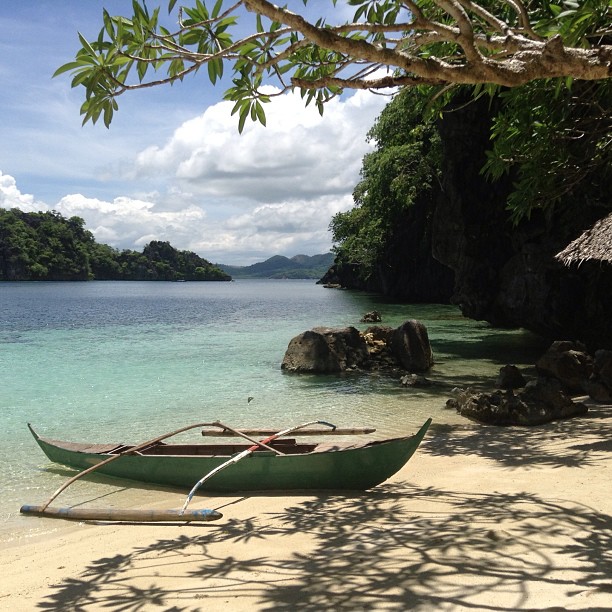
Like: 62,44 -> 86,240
0,171 -> 49,213
53,193 -> 208,251
130,88 -> 387,204
1,88 -> 387,264
187,194 -> 353,264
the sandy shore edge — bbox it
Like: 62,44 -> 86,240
2,405 -> 611,611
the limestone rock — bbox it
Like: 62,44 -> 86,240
536,341 -> 593,393
400,374 -> 432,388
360,311 -> 382,323
449,377 -> 587,426
585,349 -> 612,402
496,365 -> 526,390
281,326 -> 369,373
282,320 -> 434,374
390,319 -> 434,372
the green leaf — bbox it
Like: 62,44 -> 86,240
53,61 -> 88,78
103,102 -> 114,127
212,0 -> 224,19
238,104 -> 249,133
208,58 -> 223,84
137,59 -> 148,81
254,101 -> 267,126
77,32 -> 98,58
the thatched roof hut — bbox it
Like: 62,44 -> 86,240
556,212 -> 612,266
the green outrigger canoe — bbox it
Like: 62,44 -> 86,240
27,419 -> 432,492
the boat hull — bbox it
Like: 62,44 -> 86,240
30,419 -> 431,491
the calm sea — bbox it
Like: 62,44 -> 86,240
0,280 -> 546,542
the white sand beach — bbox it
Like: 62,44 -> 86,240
2,401 -> 611,611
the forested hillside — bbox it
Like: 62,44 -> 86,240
0,209 -> 230,281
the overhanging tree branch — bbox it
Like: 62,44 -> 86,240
54,0 -> 612,129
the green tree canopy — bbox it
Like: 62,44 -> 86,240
0,209 -> 230,281
55,0 -> 612,130
331,86 -> 440,277
483,78 -> 612,222
331,75 -> 610,280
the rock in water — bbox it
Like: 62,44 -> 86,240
390,320 -> 434,372
360,311 -> 382,323
282,320 -> 434,374
281,326 -> 369,373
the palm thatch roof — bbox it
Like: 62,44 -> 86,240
556,212 -> 612,266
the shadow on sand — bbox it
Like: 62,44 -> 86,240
36,409 -> 612,611
425,403 -> 612,470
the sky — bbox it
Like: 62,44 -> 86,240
0,1 -> 389,265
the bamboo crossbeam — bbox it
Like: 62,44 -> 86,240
201,427 -> 376,437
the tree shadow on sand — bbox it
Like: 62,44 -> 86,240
425,404 -> 612,470
37,481 -> 612,611
35,407 -> 612,610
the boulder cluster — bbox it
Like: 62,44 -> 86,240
448,341 -> 612,426
282,317 -> 610,427
447,379 -> 588,426
535,341 -> 612,402
281,319 -> 433,375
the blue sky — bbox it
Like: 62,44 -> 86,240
0,1 -> 388,264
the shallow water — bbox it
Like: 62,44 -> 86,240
0,280 -> 547,541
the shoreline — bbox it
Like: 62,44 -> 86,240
2,402 -> 611,610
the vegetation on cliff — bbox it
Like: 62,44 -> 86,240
330,88 -> 441,283
0,209 -> 230,281
329,74 -> 611,290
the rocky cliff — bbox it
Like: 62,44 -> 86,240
434,94 -> 612,349
323,95 -> 612,349
320,178 -> 454,302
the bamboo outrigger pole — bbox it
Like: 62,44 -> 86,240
20,505 -> 222,522
34,422 -> 223,512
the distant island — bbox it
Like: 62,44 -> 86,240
0,209 -> 229,281
218,253 -> 335,279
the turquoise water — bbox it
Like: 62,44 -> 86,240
0,280 -> 546,541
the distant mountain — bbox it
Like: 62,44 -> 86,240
218,253 -> 335,279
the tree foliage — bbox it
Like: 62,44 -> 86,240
330,87 -> 440,278
55,0 -> 612,130
331,74 -> 611,279
483,78 -> 612,222
0,209 -> 93,280
0,209 -> 230,281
